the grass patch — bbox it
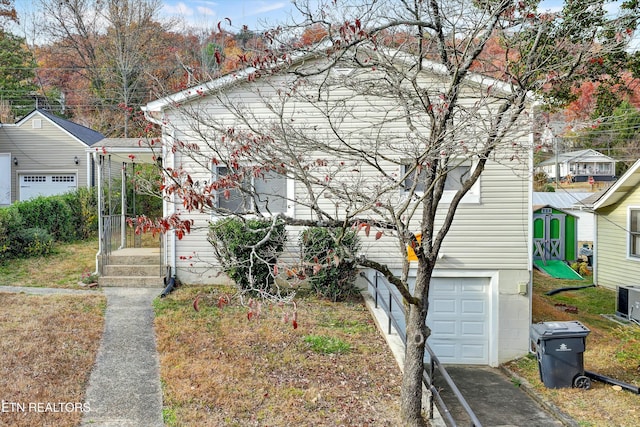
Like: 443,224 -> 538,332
303,335 -> 351,354
0,238 -> 99,288
505,269 -> 640,427
0,293 -> 105,427
154,286 -> 402,426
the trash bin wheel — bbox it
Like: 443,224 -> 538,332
573,375 -> 591,389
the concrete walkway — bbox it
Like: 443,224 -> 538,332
80,287 -> 163,427
0,285 -> 99,295
360,286 -> 571,427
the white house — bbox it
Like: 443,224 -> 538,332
537,149 -> 616,183
131,51 -> 534,367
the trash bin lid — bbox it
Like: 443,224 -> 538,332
530,320 -> 590,340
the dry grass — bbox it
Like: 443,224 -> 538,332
0,239 -> 99,288
505,270 -> 640,427
154,286 -> 403,426
0,293 -> 105,427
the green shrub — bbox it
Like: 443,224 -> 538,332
0,207 -> 24,261
13,227 -> 54,257
208,217 -> 287,292
59,187 -> 98,239
13,196 -> 75,242
300,227 -> 361,302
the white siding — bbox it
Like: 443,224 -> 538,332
159,65 -> 531,286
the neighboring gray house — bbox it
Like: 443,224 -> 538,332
0,109 -> 104,206
130,52 -> 535,368
537,149 -> 616,183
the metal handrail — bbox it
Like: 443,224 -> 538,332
101,215 -> 165,277
360,270 -> 482,427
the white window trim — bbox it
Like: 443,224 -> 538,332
627,206 -> 640,261
211,166 -> 295,217
401,163 -> 481,204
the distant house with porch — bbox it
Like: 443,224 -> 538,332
536,149 -> 616,183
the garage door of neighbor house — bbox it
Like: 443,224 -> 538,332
426,277 -> 491,365
0,154 -> 10,205
19,173 -> 77,201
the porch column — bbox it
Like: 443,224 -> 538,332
120,162 -> 127,249
96,153 -> 104,274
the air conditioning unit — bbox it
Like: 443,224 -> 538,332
616,285 -> 640,322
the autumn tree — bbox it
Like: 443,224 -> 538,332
0,30 -> 38,121
0,0 -> 16,28
140,0 -> 639,425
34,0 -> 173,135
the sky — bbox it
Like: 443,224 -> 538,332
12,1 -> 296,34
8,0 -> 637,50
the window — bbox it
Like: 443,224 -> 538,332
629,208 -> 640,258
215,166 -> 289,214
402,163 -> 479,203
52,175 -> 75,183
23,176 -> 46,183
403,164 -> 470,192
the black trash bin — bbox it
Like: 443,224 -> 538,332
530,320 -> 591,389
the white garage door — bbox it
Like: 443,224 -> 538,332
426,277 -> 490,364
0,154 -> 10,205
19,174 -> 77,201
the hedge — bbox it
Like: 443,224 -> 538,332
0,188 -> 97,261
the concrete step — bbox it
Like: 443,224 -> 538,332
98,276 -> 165,288
104,265 -> 162,277
107,255 -> 160,265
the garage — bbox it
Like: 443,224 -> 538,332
19,173 -> 77,201
426,277 -> 491,365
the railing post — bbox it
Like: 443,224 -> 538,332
374,272 -> 379,308
429,358 -> 435,419
388,290 -> 393,335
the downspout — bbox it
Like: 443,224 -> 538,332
143,108 -> 176,279
593,211 -> 598,284
527,103 -> 538,350
168,128 -> 176,279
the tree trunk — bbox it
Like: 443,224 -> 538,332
400,260 -> 433,426
400,303 -> 429,426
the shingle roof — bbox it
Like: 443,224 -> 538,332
33,109 -> 105,146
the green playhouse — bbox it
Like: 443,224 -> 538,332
533,205 -> 582,279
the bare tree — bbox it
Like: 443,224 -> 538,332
35,0 -> 172,135
141,0 -> 639,425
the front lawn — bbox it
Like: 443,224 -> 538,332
154,286 -> 403,426
0,238 -> 98,288
0,293 -> 105,427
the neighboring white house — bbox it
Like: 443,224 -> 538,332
0,109 -> 104,205
537,149 -> 616,183
586,159 -> 640,290
139,52 -> 533,367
